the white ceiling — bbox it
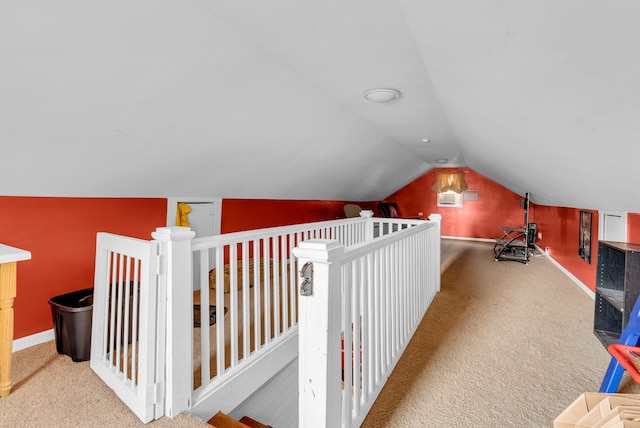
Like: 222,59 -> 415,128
2,1 -> 639,212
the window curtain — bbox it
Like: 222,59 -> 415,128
431,171 -> 469,194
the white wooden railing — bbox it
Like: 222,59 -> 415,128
294,214 -> 441,428
185,213 -> 427,420
91,232 -> 168,423
91,212 -> 441,426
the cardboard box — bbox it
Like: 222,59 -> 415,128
579,397 -> 640,428
592,407 -> 640,428
604,422 -> 640,428
553,392 -> 640,428
555,393 -> 615,428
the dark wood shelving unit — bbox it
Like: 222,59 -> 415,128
594,240 -> 640,348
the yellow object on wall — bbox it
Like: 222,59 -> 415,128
176,202 -> 192,227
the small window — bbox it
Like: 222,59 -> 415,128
437,191 -> 463,208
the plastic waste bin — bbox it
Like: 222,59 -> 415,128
48,288 -> 93,362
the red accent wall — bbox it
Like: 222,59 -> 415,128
5,192 -> 639,342
0,197 -> 167,339
533,205 -> 598,290
629,214 -> 640,243
385,167 -> 605,291
221,199 -> 378,233
385,168 -> 527,239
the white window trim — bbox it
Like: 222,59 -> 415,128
437,191 -> 463,208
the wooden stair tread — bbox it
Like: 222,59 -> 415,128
207,412 -> 272,428
239,416 -> 272,428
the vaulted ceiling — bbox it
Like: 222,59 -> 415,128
2,1 -> 639,212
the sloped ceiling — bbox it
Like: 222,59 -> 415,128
2,1 -> 639,212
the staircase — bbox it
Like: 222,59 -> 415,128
208,412 -> 272,428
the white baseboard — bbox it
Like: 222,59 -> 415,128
442,235 -> 495,243
13,329 -> 54,352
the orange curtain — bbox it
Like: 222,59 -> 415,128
431,171 -> 469,194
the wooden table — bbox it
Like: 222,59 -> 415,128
0,244 -> 31,398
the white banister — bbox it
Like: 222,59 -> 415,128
293,239 -> 345,428
294,216 -> 442,427
151,226 -> 196,418
91,215 -> 442,425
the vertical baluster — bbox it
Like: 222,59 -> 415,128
122,255 -> 132,379
215,244 -> 225,377
115,253 -> 124,370
354,258 -> 362,418
272,236 -> 280,338
401,240 -> 407,340
384,245 -> 392,368
131,258 -> 139,385
374,249 -> 382,385
342,262 -> 352,425
290,233 -> 297,328
252,239 -> 261,352
363,252 -> 372,400
199,248 -> 211,388
263,239 -> 271,344
242,241 -> 250,360
104,251 -> 113,361
230,244 -> 238,367
280,234 -> 289,331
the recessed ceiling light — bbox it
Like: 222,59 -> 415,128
421,139 -> 431,144
436,159 -> 449,164
363,88 -> 401,103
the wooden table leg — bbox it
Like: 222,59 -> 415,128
0,262 -> 17,398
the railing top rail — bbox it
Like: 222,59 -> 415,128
372,217 -> 428,225
191,217 -> 427,250
339,221 -> 437,263
191,217 -> 363,250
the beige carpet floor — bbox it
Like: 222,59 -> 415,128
1,239 -> 638,427
361,239 -> 640,427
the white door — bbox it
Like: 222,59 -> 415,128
182,202 -> 215,290
599,211 -> 627,242
187,202 -> 215,238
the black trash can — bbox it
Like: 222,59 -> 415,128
48,288 -> 93,362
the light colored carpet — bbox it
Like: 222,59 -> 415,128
361,239 -> 640,427
0,339 -> 210,427
1,239 -> 638,427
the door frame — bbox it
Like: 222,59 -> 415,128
598,210 -> 627,242
166,197 -> 222,236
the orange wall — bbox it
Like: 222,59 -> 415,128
5,191 -> 640,341
385,168 -> 526,239
0,197 -> 167,339
629,214 -> 640,243
385,167 -> 603,291
533,206 -> 598,290
221,199 -> 378,233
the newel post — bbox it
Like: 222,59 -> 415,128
151,226 -> 195,417
359,209 -> 375,241
292,239 -> 345,428
429,213 -> 442,292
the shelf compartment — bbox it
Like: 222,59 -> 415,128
595,288 -> 624,312
594,292 -> 623,343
